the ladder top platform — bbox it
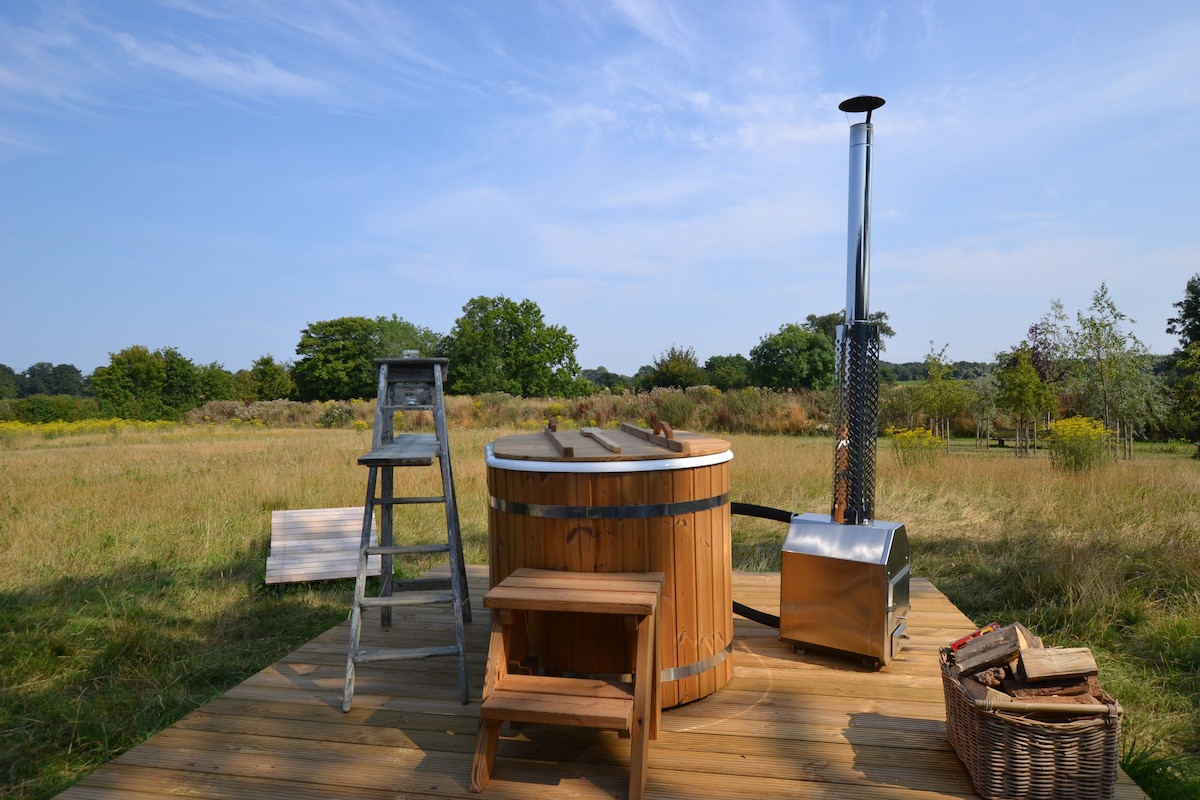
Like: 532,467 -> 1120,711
358,434 -> 440,467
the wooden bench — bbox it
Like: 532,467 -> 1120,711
470,568 -> 663,800
265,508 -> 381,585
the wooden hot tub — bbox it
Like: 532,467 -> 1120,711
485,423 -> 733,708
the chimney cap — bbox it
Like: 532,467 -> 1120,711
838,95 -> 886,114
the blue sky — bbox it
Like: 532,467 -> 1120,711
2,1 -> 1198,378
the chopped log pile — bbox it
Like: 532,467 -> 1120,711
946,622 -> 1114,715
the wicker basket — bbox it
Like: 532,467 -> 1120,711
940,648 -> 1122,799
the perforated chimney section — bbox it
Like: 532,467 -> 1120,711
831,95 -> 884,527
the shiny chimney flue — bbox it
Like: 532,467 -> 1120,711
831,95 -> 885,526
777,96 -> 909,668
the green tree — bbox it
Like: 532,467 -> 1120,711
883,361 -> 927,381
966,373 -> 999,448
377,314 -> 441,358
197,362 -> 236,403
1065,283 -> 1161,458
880,383 -> 921,430
232,369 -> 256,402
581,367 -> 631,391
92,346 -> 162,419
440,296 -> 584,397
1160,276 -> 1200,442
290,315 -> 439,401
291,317 -> 381,401
233,356 -> 295,402
90,346 -> 200,420
1172,341 -> 1200,445
639,345 -> 707,389
704,354 -> 751,391
0,364 -> 20,399
948,361 -> 995,380
749,324 -> 835,390
1026,299 -> 1070,384
996,344 -> 1056,456
20,362 -> 86,397
804,310 -> 895,349
917,344 -> 967,441
1166,272 -> 1200,352
252,355 -> 296,400
161,348 -> 202,413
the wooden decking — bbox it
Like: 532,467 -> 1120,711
56,567 -> 1146,800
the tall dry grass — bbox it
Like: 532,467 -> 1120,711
1,423 -> 1197,798
871,445 -> 1200,796
1,424 -> 497,798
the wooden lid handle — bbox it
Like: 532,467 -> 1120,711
620,422 -> 688,453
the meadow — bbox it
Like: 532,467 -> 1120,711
1,417 -> 1197,799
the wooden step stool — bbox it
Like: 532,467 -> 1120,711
470,568 -> 664,800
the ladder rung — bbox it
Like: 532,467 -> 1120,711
353,645 -> 462,663
359,592 -> 455,608
365,543 -> 450,556
381,404 -> 435,412
371,496 -> 447,506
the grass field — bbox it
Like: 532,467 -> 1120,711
2,422 -> 1198,798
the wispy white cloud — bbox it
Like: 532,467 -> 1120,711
609,0 -> 694,54
887,235 -> 1120,292
549,102 -> 621,130
0,8 -> 109,112
859,7 -> 889,62
114,34 -> 329,100
156,0 -> 452,75
0,126 -> 50,158
0,1 -> 477,120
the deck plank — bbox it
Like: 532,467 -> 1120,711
55,567 -> 1147,800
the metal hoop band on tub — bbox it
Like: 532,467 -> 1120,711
488,492 -> 730,520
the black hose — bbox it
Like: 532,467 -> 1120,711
729,502 -> 796,629
730,502 -> 795,524
733,600 -> 780,629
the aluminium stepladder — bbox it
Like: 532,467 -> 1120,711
343,357 -> 471,710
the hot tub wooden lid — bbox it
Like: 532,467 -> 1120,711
491,422 -> 730,462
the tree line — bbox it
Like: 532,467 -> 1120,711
0,298 -> 882,420
890,279 -> 1200,452
3,277 -> 1199,447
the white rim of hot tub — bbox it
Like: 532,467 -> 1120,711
484,443 -> 733,473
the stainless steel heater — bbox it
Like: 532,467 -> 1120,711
778,96 -> 910,667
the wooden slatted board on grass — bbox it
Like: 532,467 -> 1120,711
265,507 -> 381,584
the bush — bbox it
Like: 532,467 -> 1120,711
471,393 -> 530,427
1046,415 -> 1113,472
316,401 -> 355,428
651,386 -> 699,429
2,394 -> 100,423
884,426 -> 944,466
0,418 -> 176,445
715,387 -> 768,430
570,390 -> 635,428
178,389 -> 840,436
